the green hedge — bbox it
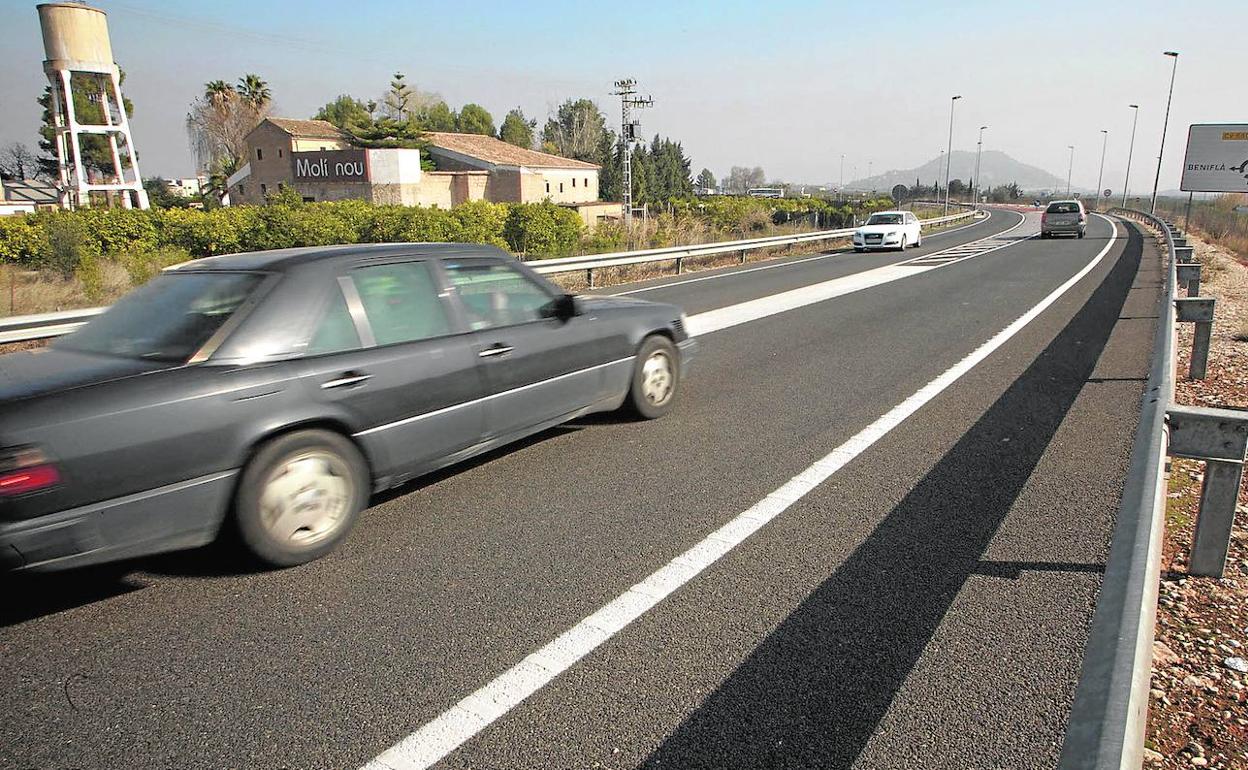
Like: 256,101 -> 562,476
0,194 -> 901,275
0,199 -> 583,271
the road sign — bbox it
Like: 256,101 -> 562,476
1180,123 -> 1248,192
1103,188 -> 1112,197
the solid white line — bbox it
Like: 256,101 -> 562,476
362,215 -> 1119,770
608,209 -> 1003,296
686,212 -> 1033,337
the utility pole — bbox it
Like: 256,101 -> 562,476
1095,129 -> 1108,211
1122,104 -> 1139,208
1150,51 -> 1179,215
612,78 -> 653,227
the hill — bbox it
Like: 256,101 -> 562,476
847,150 -> 1066,193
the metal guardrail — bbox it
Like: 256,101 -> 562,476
530,209 -> 976,283
1058,207 -> 1177,769
0,210 -> 977,343
0,307 -> 105,345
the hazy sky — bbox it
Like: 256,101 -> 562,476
1,0 -> 1244,194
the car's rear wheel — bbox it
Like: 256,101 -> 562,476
234,429 -> 369,567
628,335 -> 679,419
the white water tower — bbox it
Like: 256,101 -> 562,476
37,2 -> 148,209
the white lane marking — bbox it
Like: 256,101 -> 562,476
609,210 -> 1003,296
687,212 -> 1033,337
362,215 -> 1119,770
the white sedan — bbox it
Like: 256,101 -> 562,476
852,210 -> 923,252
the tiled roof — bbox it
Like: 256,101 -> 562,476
265,118 -> 345,140
2,179 -> 59,205
424,132 -> 599,170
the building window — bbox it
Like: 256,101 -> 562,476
302,196 -> 315,203
572,178 -> 577,188
584,177 -> 589,187
260,183 -> 267,196
559,183 -> 564,193
238,184 -> 245,196
256,148 -> 263,160
278,148 -> 284,158
545,182 -> 550,193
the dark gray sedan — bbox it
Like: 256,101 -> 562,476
0,243 -> 694,571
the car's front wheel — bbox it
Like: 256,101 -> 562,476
234,429 -> 369,567
628,335 -> 679,419
898,235 -> 907,251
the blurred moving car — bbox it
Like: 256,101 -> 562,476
852,210 -> 923,252
1040,199 -> 1087,239
0,244 -> 694,571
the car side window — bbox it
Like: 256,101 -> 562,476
306,284 -> 361,355
351,261 -> 451,346
442,260 -> 554,330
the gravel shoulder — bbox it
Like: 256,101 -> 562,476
1147,231 -> 1248,769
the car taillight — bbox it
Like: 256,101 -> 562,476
0,447 -> 60,496
1041,212 -> 1047,223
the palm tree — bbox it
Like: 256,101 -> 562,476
236,74 -> 271,109
205,79 -> 232,104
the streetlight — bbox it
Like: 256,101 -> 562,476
840,153 -> 845,200
1150,51 -> 1179,215
973,125 -> 987,211
1095,129 -> 1108,211
1067,145 -> 1075,197
944,95 -> 962,215
1122,104 -> 1139,208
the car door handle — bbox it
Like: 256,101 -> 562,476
321,372 -> 372,389
478,344 -> 513,358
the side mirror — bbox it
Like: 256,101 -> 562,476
544,294 -> 583,321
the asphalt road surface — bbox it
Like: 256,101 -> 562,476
0,209 -> 1162,770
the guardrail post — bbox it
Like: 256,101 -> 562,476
1167,406 -> 1248,577
1175,297 -> 1215,379
1176,262 -> 1201,296
676,257 -> 684,275
739,250 -> 746,264
1175,245 -> 1194,263
1173,236 -> 1188,248
586,268 -> 594,289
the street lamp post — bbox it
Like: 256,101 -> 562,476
944,95 -> 962,215
1122,104 -> 1139,208
1067,145 -> 1075,197
1150,51 -> 1179,215
839,153 -> 845,201
1095,129 -> 1108,211
973,125 -> 987,211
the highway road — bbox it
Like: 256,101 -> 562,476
0,209 -> 1162,770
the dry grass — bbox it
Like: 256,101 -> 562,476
1,261 -> 132,317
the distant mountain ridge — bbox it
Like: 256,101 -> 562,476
847,150 -> 1066,192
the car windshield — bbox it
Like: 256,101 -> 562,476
53,272 -> 263,363
1046,202 -> 1080,214
867,214 -> 903,225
